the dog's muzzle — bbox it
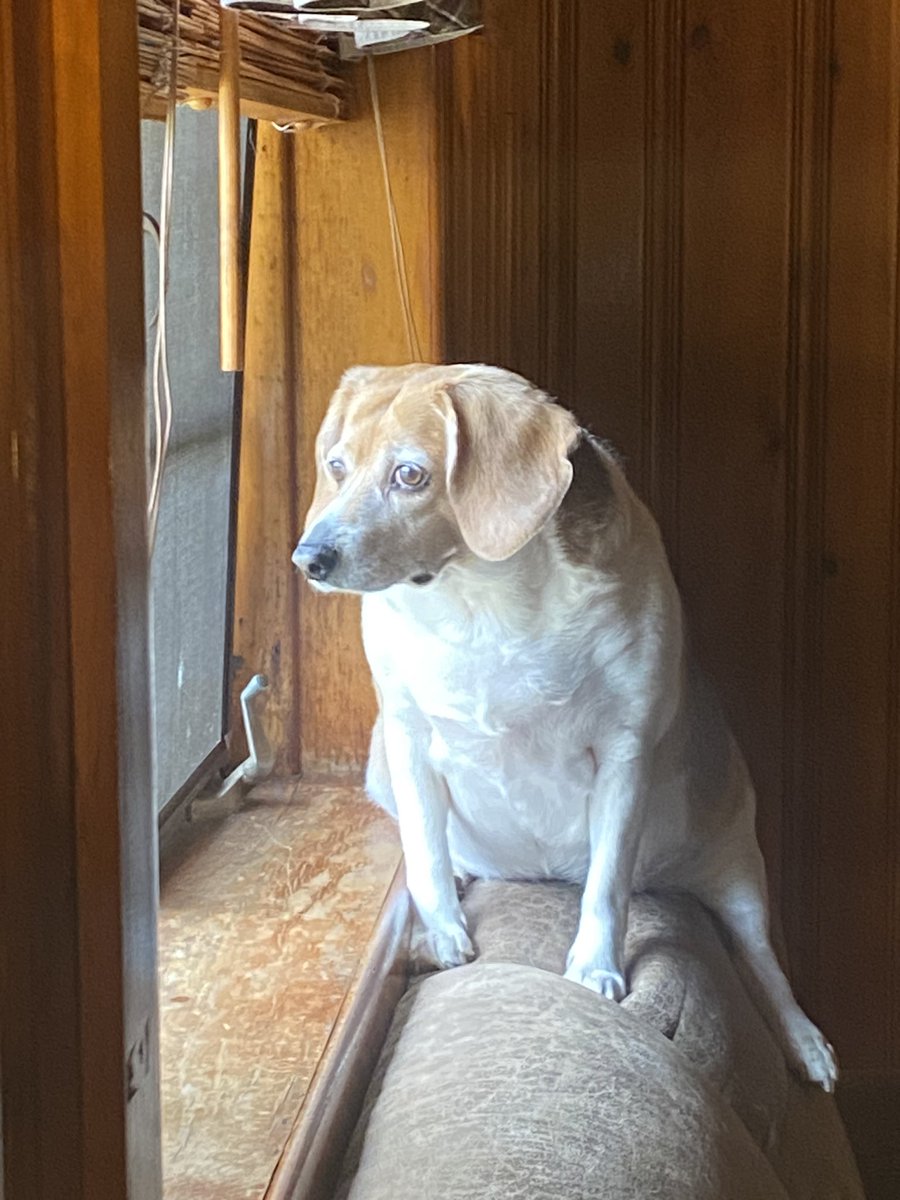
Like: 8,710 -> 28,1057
293,541 -> 339,582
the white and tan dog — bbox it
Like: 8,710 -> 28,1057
293,362 -> 836,1090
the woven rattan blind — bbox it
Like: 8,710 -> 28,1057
138,0 -> 348,124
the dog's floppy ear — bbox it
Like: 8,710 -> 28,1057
439,375 -> 579,561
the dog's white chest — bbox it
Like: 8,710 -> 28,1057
418,627 -> 582,732
363,577 -> 616,880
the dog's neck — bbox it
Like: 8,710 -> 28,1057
378,523 -> 611,641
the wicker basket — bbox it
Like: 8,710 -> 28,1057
138,0 -> 349,125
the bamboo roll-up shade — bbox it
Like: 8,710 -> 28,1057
139,0 -> 348,125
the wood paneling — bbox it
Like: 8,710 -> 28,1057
0,1 -> 161,1196
575,0 -> 795,886
782,0 -> 835,1017
439,1 -> 577,397
676,3 -> 794,888
444,0 -> 791,877
813,0 -> 900,1073
573,3 -> 650,494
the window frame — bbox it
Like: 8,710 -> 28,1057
0,2 -> 161,1196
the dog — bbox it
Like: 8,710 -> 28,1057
293,362 -> 837,1091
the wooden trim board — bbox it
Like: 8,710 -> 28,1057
0,1 -> 161,1196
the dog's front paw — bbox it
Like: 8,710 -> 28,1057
410,915 -> 475,972
565,918 -> 627,1001
565,936 -> 627,1001
564,959 -> 627,1001
784,1015 -> 839,1093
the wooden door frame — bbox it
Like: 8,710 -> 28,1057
0,3 -> 161,1198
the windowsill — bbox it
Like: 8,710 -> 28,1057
158,779 -> 404,1200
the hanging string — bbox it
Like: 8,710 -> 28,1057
366,55 -> 423,362
148,0 -> 180,556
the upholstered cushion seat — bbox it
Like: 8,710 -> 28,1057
337,883 -> 864,1200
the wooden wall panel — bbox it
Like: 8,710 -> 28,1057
572,3 -> 793,882
813,0 -> 900,1072
677,2 -> 795,889
440,1 -> 576,397
573,2 -> 647,487
232,127 -> 303,776
443,1 -> 795,884
781,0 -> 835,1023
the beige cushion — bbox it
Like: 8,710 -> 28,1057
464,883 -> 787,1147
338,962 -> 792,1200
338,883 -> 864,1200
462,882 -> 863,1198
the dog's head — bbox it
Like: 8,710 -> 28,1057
293,363 -> 579,593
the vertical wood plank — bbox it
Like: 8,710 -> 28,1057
1,0 -> 161,1196
812,0 -> 900,1069
643,0 -> 685,542
439,4 -> 540,378
0,4 -> 81,1192
782,0 -> 835,1017
439,0 -> 577,396
219,7 -> 245,371
232,126 -> 303,776
572,0 -> 648,480
574,0 -> 686,527
677,0 -> 795,891
539,1 -> 579,402
52,2 -> 162,1194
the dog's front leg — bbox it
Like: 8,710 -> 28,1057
382,709 -> 474,970
565,751 -> 648,1001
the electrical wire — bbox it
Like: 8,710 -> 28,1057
148,0 -> 180,556
366,55 -> 423,362
142,212 -> 161,324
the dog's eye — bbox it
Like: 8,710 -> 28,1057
392,463 -> 429,490
327,458 -> 346,483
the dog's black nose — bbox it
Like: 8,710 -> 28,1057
296,542 -> 339,581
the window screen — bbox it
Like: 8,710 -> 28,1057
141,109 -> 245,814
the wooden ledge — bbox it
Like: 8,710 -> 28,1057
267,867 -> 410,1200
158,779 -> 403,1200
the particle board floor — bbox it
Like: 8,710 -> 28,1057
158,779 -> 401,1200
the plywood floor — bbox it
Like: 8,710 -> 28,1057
158,780 -> 400,1200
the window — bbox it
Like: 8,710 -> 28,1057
141,108 -> 249,818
